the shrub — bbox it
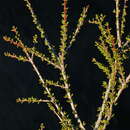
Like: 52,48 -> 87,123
2,0 -> 130,129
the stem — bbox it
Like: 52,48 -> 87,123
101,74 -> 130,130
59,1 -> 85,129
114,74 -> 130,103
102,103 -> 113,130
121,0 -> 128,36
66,6 -> 89,51
59,62 -> 85,130
93,79 -> 112,130
115,0 -> 122,47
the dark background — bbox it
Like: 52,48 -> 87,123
0,0 -> 130,130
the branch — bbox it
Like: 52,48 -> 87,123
94,79 -> 112,130
66,5 -> 89,51
59,63 -> 85,130
102,102 -> 113,130
115,0 -> 122,47
121,0 -> 128,36
16,97 -> 51,104
23,47 -> 69,123
114,73 -> 130,103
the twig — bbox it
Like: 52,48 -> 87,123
66,5 -> 89,51
114,74 -> 130,103
16,97 -> 51,104
93,79 -> 112,130
115,0 -> 122,47
121,0 -> 128,36
24,0 -> 58,60
102,102 -> 113,130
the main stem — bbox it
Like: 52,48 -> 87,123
93,78 -> 112,130
99,74 -> 130,130
59,60 -> 85,130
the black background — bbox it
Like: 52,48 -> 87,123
0,0 -> 130,130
